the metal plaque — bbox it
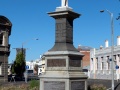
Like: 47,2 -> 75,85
47,59 -> 66,67
44,81 -> 65,90
71,81 -> 85,90
69,59 -> 81,67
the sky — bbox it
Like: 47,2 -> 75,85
0,0 -> 120,63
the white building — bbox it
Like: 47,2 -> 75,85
90,36 -> 120,80
26,56 -> 45,75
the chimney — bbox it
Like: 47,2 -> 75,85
78,45 -> 81,51
105,40 -> 109,48
117,36 -> 120,46
100,45 -> 103,49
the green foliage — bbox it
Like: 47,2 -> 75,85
29,80 -> 39,89
11,52 -> 26,76
90,84 -> 106,90
0,80 -> 40,90
11,63 -> 15,74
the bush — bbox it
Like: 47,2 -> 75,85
29,80 -> 39,89
90,84 -> 106,90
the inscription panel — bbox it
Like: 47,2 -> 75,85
44,81 -> 65,90
69,59 -> 81,67
71,81 -> 85,90
47,59 -> 66,67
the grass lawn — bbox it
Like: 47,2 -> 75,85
0,80 -> 39,90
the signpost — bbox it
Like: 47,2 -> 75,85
26,65 -> 29,70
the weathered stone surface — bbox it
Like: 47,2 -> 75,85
39,5 -> 87,90
69,59 -> 81,67
44,81 -> 65,90
47,59 -> 66,67
71,81 -> 85,90
48,10 -> 80,52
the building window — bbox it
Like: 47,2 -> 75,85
91,58 -> 93,63
101,57 -> 103,70
114,61 -> 117,69
0,62 -> 2,75
91,58 -> 93,70
107,56 -> 110,70
114,55 -> 116,61
114,61 -> 117,65
113,55 -> 117,69
107,56 -> 109,62
96,57 -> 98,70
0,33 -> 3,45
102,62 -> 104,70
118,54 -> 120,62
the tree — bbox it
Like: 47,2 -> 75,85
11,52 -> 26,77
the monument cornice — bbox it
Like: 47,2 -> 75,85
48,10 -> 81,19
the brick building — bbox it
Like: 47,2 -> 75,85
78,45 -> 92,70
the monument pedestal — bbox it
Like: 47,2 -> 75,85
39,6 -> 88,90
40,78 -> 87,90
40,51 -> 88,90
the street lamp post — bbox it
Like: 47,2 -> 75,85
22,38 -> 38,83
116,13 -> 120,20
100,9 -> 114,90
13,38 -> 39,60
21,38 -> 39,58
22,38 -> 39,49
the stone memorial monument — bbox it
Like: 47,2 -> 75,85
39,0 -> 88,90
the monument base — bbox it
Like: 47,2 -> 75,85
39,51 -> 88,90
40,71 -> 87,90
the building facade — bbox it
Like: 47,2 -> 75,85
90,36 -> 120,80
0,16 -> 12,82
25,56 -> 45,75
78,45 -> 92,69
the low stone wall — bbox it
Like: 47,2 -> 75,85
87,79 -> 120,90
